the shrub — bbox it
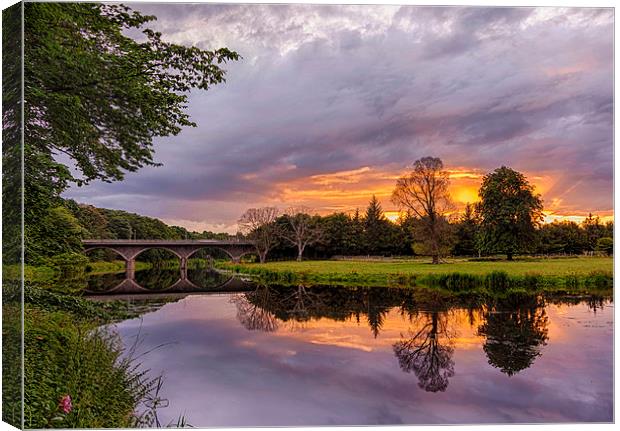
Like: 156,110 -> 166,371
584,270 -> 613,289
485,271 -> 510,292
521,273 -> 543,290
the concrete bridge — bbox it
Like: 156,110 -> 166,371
83,239 -> 256,280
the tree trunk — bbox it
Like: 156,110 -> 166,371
296,249 -> 303,262
259,250 -> 267,263
432,254 -> 439,264
507,253 -> 513,261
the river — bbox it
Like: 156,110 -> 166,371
87,268 -> 613,426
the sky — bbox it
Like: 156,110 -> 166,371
64,3 -> 614,233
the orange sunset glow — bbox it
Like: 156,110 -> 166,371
267,165 -> 613,225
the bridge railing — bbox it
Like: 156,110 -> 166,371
82,239 -> 255,245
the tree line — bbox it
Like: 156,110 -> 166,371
242,202 -> 613,262
239,158 -> 613,263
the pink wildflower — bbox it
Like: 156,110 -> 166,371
58,395 -> 72,414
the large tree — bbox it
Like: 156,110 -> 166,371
476,167 -> 543,260
392,157 -> 452,264
238,207 -> 280,263
281,207 -> 323,261
21,2 -> 238,262
25,2 -> 238,186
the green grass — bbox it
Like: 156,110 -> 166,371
222,256 -> 613,291
228,256 -> 612,277
0,282 -> 162,429
23,306 -> 155,428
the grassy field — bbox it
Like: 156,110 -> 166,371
223,256 -> 613,290
234,256 -> 612,276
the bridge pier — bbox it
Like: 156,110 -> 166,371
125,258 -> 135,280
180,257 -> 188,280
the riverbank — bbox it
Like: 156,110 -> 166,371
2,281 -> 161,428
222,256 -> 613,292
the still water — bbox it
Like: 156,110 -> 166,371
88,269 -> 613,426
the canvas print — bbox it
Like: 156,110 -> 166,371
1,1 -> 614,428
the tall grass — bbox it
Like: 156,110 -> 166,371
21,284 -> 182,428
24,308 -> 156,428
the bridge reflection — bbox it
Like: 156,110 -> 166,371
85,268 -> 255,295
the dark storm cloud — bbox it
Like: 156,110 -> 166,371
65,4 -> 613,229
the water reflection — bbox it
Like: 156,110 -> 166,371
230,288 -> 280,332
393,311 -> 455,392
86,267 -> 254,294
229,285 -> 602,380
477,293 -> 549,376
103,284 -> 612,425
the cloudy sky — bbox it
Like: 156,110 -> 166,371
64,3 -> 614,233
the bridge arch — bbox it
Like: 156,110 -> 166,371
185,246 -> 257,263
132,246 -> 184,261
83,246 -> 130,261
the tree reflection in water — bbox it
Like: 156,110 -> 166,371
393,288 -> 456,393
230,286 -> 279,332
393,311 -> 455,392
229,284 -> 606,388
477,293 -> 549,376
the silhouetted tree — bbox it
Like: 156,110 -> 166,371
582,214 -> 608,252
363,196 -> 395,255
392,157 -> 453,264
